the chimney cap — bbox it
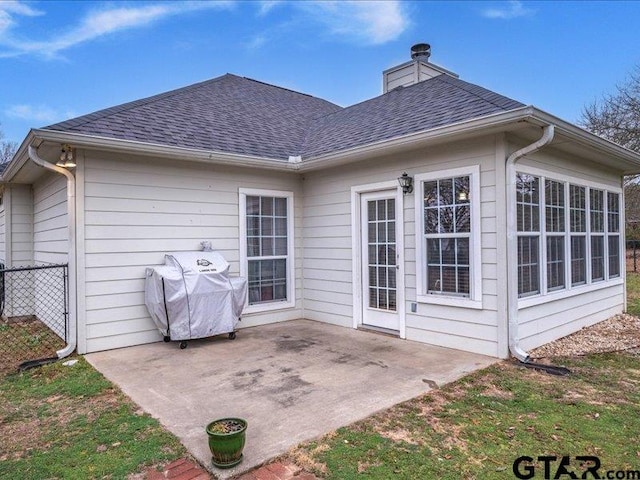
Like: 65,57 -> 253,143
411,43 -> 431,60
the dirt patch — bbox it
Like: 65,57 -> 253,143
376,427 -> 422,445
288,444 -> 329,476
482,384 -> 514,399
0,388 -> 122,461
530,313 -> 640,358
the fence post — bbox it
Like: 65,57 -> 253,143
635,241 -> 637,273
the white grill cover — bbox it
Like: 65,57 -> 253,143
144,251 -> 247,341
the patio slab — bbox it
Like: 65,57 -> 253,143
86,320 -> 496,479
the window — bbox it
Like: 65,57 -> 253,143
569,185 -> 587,286
516,170 -> 622,302
516,173 -> 540,297
590,189 -> 605,282
424,176 -> 470,296
240,189 -> 294,311
608,192 -> 621,278
545,180 -> 565,291
415,166 -> 481,308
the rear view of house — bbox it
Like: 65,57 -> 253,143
1,44 -> 639,360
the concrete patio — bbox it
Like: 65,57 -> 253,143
86,320 -> 496,478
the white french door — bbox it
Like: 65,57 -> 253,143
360,190 -> 400,331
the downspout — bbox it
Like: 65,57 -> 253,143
28,145 -> 77,359
506,125 -> 555,362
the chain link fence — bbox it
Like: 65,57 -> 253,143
0,264 -> 69,376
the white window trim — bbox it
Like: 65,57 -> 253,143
515,165 -> 623,309
414,166 -> 483,309
239,188 -> 295,314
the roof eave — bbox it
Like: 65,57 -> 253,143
1,129 -> 295,182
525,107 -> 640,173
298,107 -> 535,172
299,106 -> 640,174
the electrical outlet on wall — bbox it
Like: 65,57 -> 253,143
411,302 -> 417,313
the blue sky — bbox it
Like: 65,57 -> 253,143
1,0 -> 639,145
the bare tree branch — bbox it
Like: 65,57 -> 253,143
0,124 -> 18,165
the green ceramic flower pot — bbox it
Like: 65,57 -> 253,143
205,418 -> 247,469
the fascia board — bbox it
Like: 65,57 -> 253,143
298,106 -> 536,172
526,107 -> 640,171
1,130 -> 37,182
4,129 -> 296,181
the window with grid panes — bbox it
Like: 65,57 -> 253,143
516,171 -> 622,301
516,173 -> 541,297
367,198 -> 397,310
245,195 -> 289,305
608,192 -> 621,278
569,185 -> 587,286
423,176 -> 471,296
545,179 -> 565,291
590,189 -> 605,282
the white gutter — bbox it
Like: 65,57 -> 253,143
506,125 -> 555,362
299,107 -> 535,172
31,129 -> 293,172
28,145 -> 77,359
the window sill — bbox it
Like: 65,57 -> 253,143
518,278 -> 624,309
416,294 -> 483,310
243,300 -> 296,315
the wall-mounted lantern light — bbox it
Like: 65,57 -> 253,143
56,144 -> 76,168
398,172 -> 413,194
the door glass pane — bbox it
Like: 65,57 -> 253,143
366,196 -> 396,312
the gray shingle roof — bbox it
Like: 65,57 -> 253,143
45,74 -> 342,160
45,72 -> 524,161
300,75 -> 524,158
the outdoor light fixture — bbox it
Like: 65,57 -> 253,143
458,191 -> 468,202
56,144 -> 76,168
398,172 -> 413,194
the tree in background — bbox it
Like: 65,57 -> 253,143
0,123 -> 18,164
581,66 -> 640,241
582,66 -> 640,159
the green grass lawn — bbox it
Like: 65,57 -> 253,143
626,273 -> 640,316
2,275 -> 640,479
291,353 -> 640,479
0,357 -> 186,480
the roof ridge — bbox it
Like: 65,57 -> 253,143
46,74 -> 235,131
241,76 -> 339,106
434,75 -> 520,111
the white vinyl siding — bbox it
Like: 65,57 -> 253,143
31,173 -> 69,339
33,173 -> 68,265
10,184 -> 33,266
303,137 -> 499,357
82,152 -> 302,353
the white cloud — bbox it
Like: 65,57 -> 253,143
5,104 -> 76,124
0,1 -> 233,59
482,1 -> 534,20
300,1 -> 408,45
257,1 -> 283,16
0,1 -> 43,36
